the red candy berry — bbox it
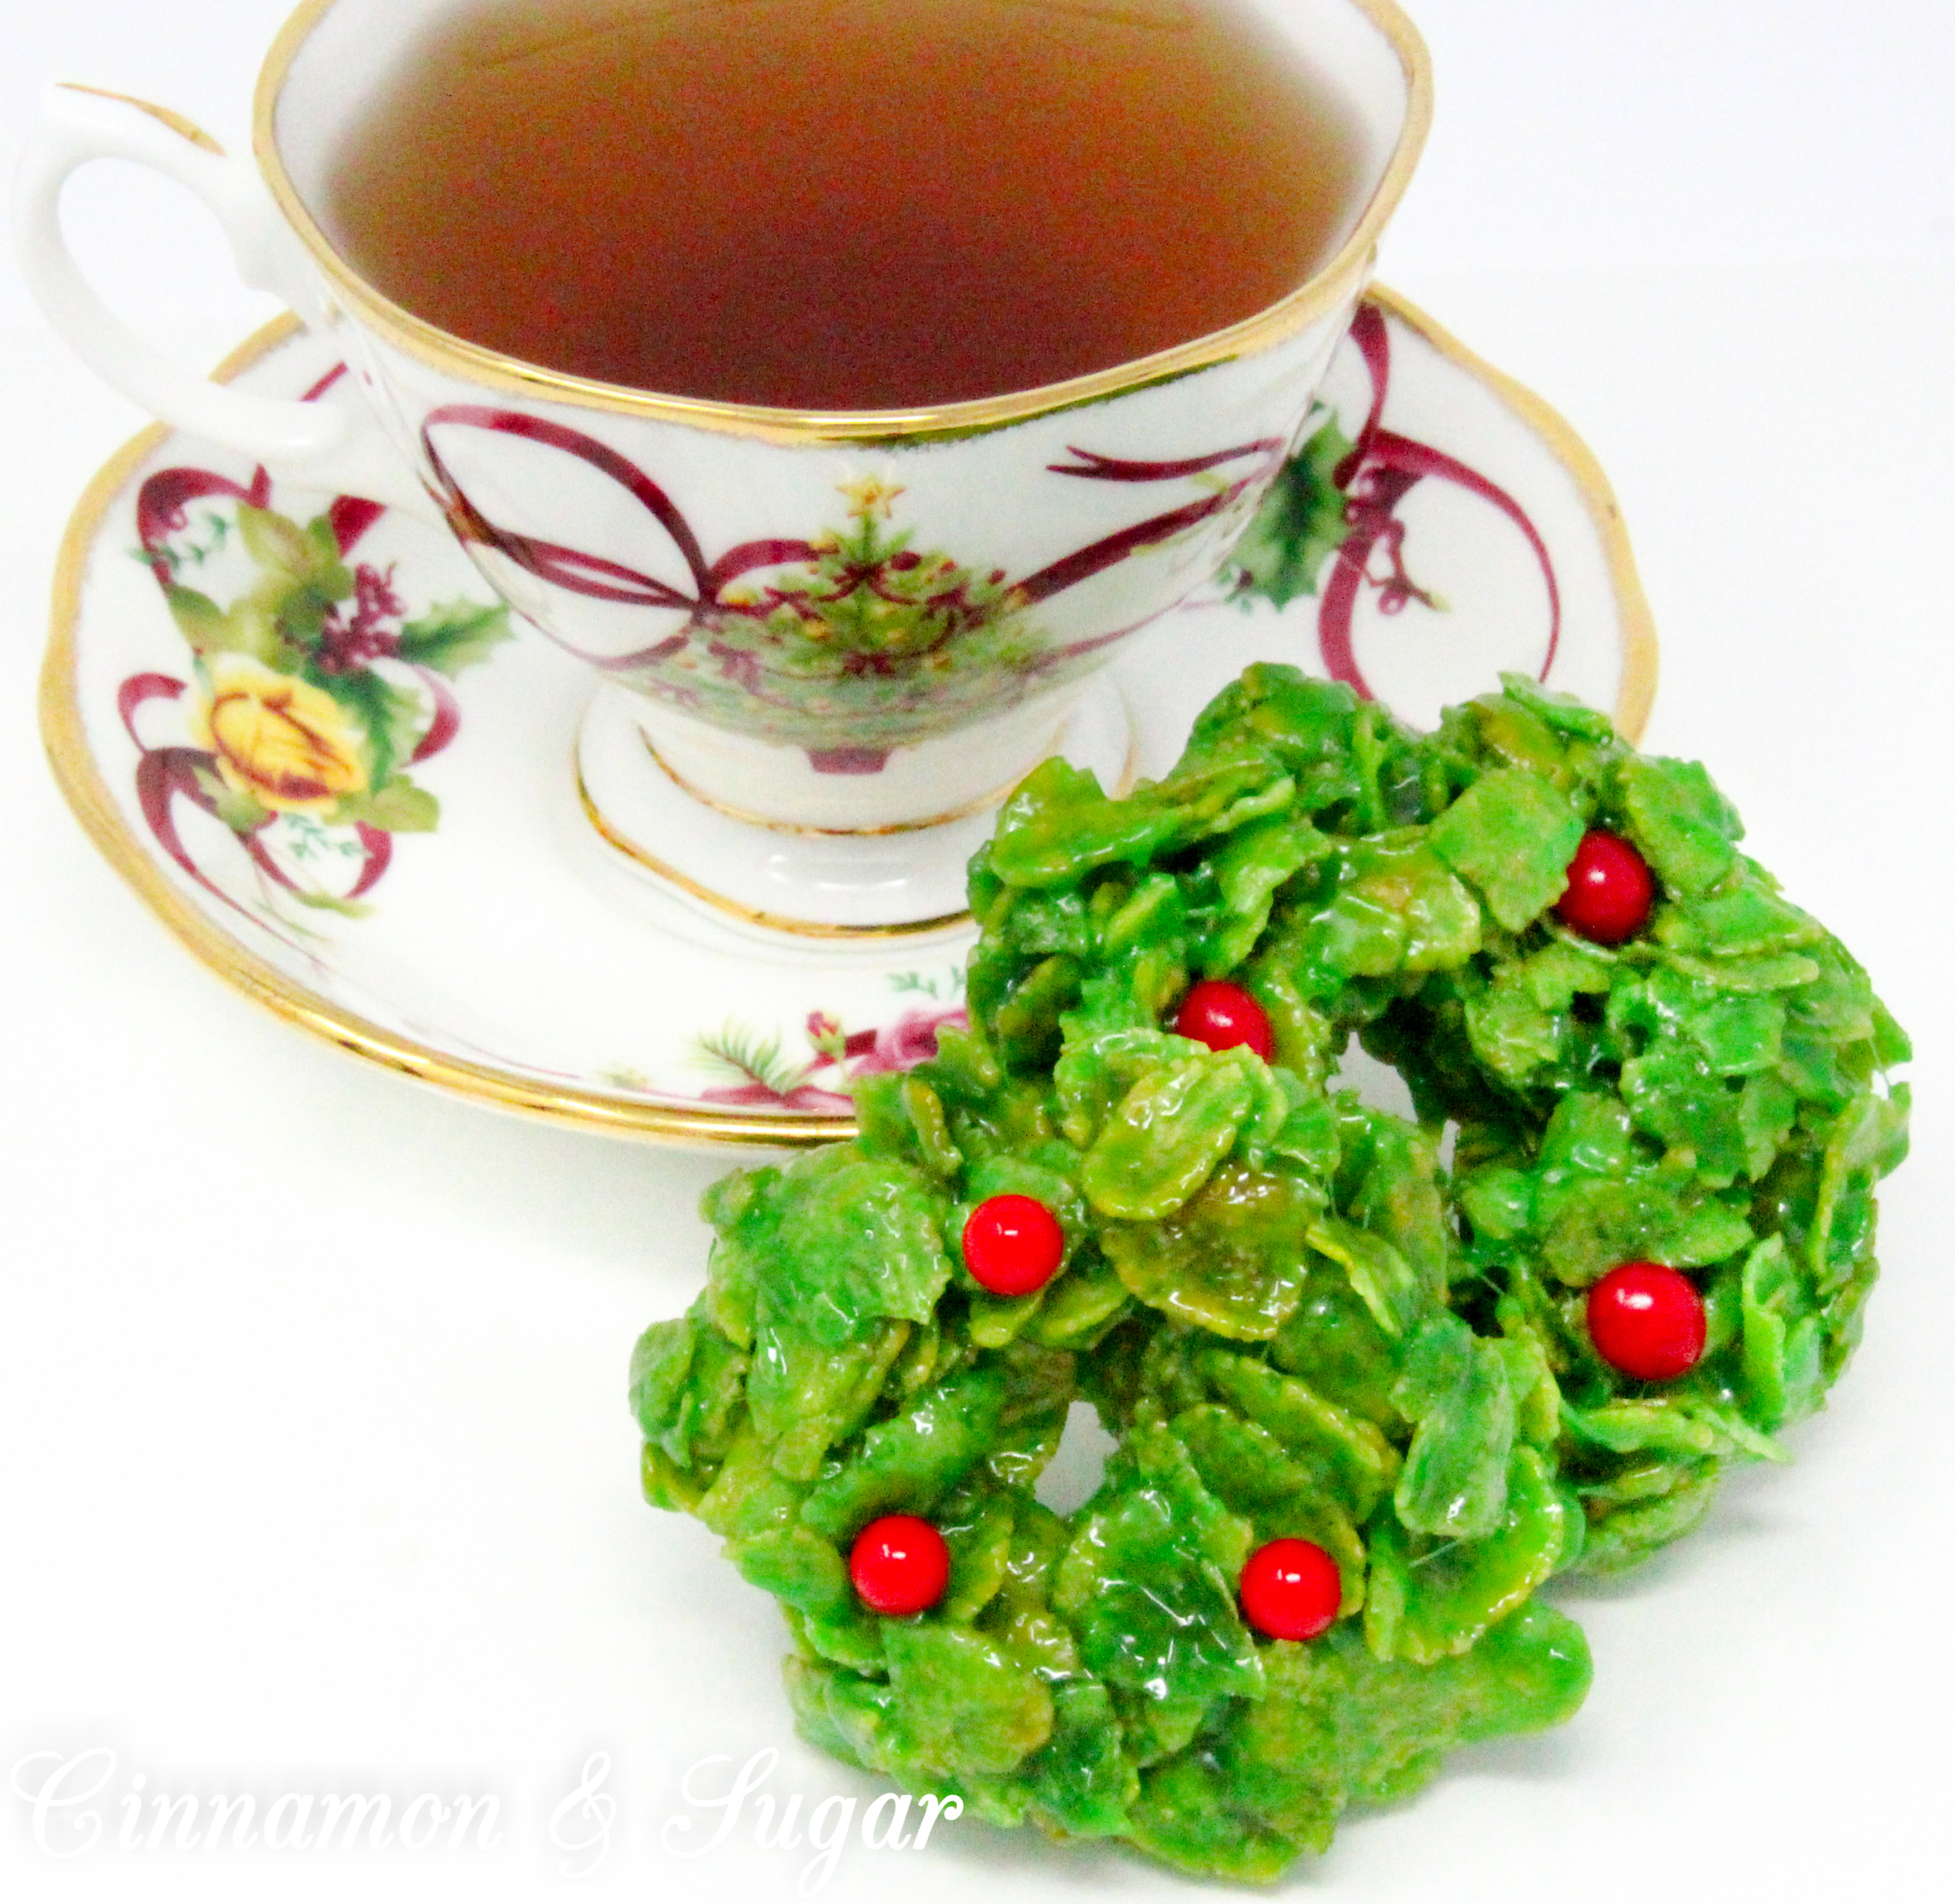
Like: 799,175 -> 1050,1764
963,1194 -> 1065,1297
1175,980 -> 1276,1061
1587,1262 -> 1707,1382
1555,829 -> 1656,944
848,1515 -> 950,1615
1239,1537 -> 1342,1641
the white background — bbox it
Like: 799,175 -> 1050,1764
2,3 -> 1950,1900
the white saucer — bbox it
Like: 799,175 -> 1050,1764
40,286 -> 1656,1147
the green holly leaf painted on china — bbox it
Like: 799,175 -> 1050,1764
192,762 -> 271,835
312,666 -> 429,791
334,777 -> 441,834
1228,412 -> 1355,610
169,583 -> 297,670
290,888 -> 373,919
164,583 -> 231,656
237,504 -> 354,601
396,597 -> 515,677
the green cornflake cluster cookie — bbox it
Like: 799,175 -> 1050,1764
630,666 -> 1910,1881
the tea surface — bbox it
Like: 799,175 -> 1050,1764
320,0 -> 1365,409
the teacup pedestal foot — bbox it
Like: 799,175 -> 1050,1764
574,680 -> 1134,936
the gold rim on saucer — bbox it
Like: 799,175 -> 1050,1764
38,289 -> 1658,1149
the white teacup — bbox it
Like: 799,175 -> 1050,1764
17,0 -> 1429,850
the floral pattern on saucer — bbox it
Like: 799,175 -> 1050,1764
121,367 -> 511,933
688,971 -> 969,1114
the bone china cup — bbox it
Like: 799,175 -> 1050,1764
17,0 -> 1431,832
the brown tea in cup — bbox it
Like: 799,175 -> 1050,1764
318,0 -> 1366,410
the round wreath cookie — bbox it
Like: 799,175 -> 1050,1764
630,668 -> 1908,1882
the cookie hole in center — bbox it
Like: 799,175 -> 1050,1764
1329,1040 -> 1417,1120
1036,1400 -> 1118,1518
1330,1040 -> 1458,1165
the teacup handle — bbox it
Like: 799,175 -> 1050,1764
13,84 -> 435,520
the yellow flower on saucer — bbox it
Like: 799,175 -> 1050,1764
189,654 -> 370,816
